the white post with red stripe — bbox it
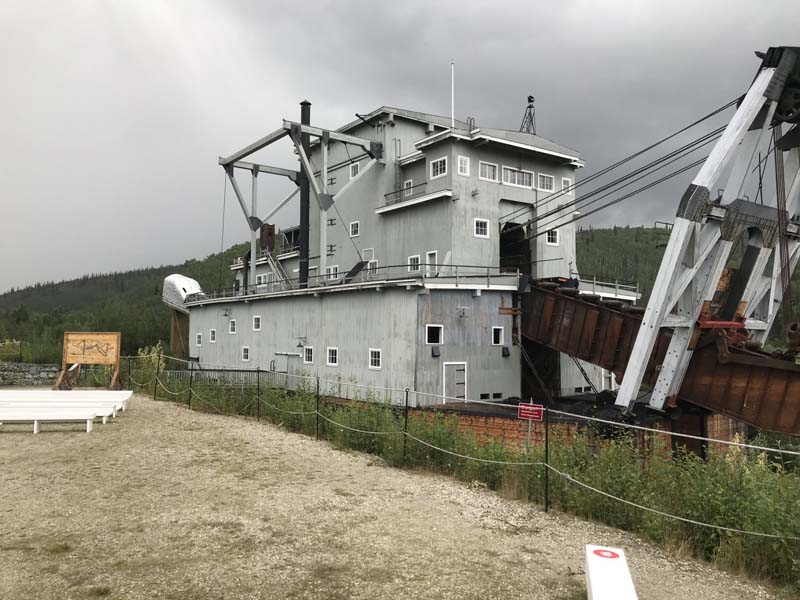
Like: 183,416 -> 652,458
585,545 -> 638,600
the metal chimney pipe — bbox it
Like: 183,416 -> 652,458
299,100 -> 311,287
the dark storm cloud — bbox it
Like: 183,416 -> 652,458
1,0 -> 796,291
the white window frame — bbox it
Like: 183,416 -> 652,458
241,346 -> 250,362
326,346 -> 339,367
195,332 -> 202,347
479,161 -> 498,182
303,346 -> 313,365
546,229 -> 560,246
538,173 -> 555,192
429,156 -> 447,180
502,166 -> 534,189
326,265 -> 339,281
368,348 -> 382,370
408,254 -> 421,272
425,324 -> 444,345
349,221 -> 360,238
367,259 -> 379,275
473,218 -> 490,239
425,250 -> 438,276
491,326 -> 504,346
457,155 -> 470,177
266,272 -> 274,284
229,319 -> 237,334
349,162 -> 360,179
252,315 -> 261,331
562,177 -> 572,194
209,329 -> 216,343
403,179 -> 413,197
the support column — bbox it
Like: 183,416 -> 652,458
250,167 -> 258,293
299,100 -> 311,288
320,135 -> 328,281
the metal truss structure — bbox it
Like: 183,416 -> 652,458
616,46 -> 800,412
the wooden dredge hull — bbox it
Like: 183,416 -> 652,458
521,283 -> 800,435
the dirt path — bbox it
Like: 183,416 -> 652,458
0,395 -> 786,599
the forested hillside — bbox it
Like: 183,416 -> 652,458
1,226 -> 797,363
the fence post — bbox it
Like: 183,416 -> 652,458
153,354 -> 162,401
315,376 -> 320,440
402,388 -> 410,462
544,406 -> 550,513
256,367 -> 261,421
188,362 -> 194,409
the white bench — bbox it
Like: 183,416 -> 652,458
0,402 -> 118,420
585,545 -> 638,600
0,409 -> 98,434
0,390 -> 131,411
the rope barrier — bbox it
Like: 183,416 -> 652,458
257,394 -> 316,416
404,432 -> 544,466
317,411 -> 402,435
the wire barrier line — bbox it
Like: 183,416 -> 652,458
498,96 -> 739,224
317,412 -> 403,435
256,395 -> 317,416
128,375 -> 155,387
547,408 -> 800,458
188,389 -> 231,416
546,463 -> 800,542
404,432 -> 545,466
155,377 -> 191,396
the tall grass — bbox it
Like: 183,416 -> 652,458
136,367 -> 800,590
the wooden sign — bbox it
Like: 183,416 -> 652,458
55,332 -> 122,390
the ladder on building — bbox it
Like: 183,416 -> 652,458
263,248 -> 293,289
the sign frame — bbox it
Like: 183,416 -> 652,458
54,332 -> 122,390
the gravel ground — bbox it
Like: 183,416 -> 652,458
0,394 -> 790,600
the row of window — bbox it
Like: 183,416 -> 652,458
302,346 -> 382,369
424,323 -> 504,346
426,155 -> 572,193
195,316 -> 261,346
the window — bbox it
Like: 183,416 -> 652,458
425,250 -> 438,275
367,259 -> 379,275
480,393 -> 490,400
253,315 -> 261,331
474,218 -> 489,239
255,274 -> 264,285
404,179 -> 413,197
457,155 -> 470,176
266,272 -> 273,284
369,348 -> 382,370
479,161 -> 498,182
195,333 -> 202,347
326,347 -> 338,366
408,255 -> 420,272
562,177 -> 572,194
304,346 -> 313,364
209,329 -> 216,343
241,346 -> 250,362
546,229 -> 560,246
229,319 -> 237,334
502,166 -> 533,188
538,173 -> 555,192
492,392 -> 503,399
430,156 -> 447,180
492,326 -> 504,346
326,265 -> 339,281
349,221 -> 360,237
426,324 -> 443,345
349,162 -> 360,179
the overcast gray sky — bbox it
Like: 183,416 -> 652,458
1,0 -> 796,292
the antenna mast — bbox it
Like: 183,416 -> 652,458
520,95 -> 536,134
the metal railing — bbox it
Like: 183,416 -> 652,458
231,245 -> 301,268
577,275 -> 640,299
383,181 -> 428,206
185,263 -> 520,303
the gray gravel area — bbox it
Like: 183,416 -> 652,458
0,395 -> 789,599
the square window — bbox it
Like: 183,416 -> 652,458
546,229 -> 560,246
253,315 -> 261,331
326,265 -> 339,281
349,221 -> 360,237
492,326 -> 504,346
229,319 -> 237,334
457,155 -> 470,176
404,179 -> 413,197
426,324 -> 443,345
304,346 -> 313,364
562,177 -> 572,194
474,218 -> 489,239
538,173 -> 555,192
408,255 -> 420,272
241,346 -> 250,362
369,348 -> 382,370
326,347 -> 338,366
209,329 -> 216,343
195,333 -> 202,347
479,162 -> 498,181
430,157 -> 447,179
349,162 -> 360,179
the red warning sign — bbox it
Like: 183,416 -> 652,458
517,403 -> 544,421
592,548 -> 620,559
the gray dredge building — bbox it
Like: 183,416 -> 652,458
163,104 -> 638,405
